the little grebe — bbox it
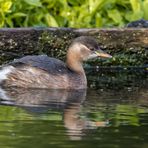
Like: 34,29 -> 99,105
0,36 -> 112,89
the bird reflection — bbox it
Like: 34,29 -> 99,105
0,87 -> 108,140
0,87 -> 85,107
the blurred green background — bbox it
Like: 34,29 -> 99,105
0,0 -> 148,28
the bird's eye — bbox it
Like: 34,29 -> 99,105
90,47 -> 95,51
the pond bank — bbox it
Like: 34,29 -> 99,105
0,28 -> 147,66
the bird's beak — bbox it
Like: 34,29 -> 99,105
95,48 -> 112,58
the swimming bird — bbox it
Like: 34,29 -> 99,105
0,36 -> 112,89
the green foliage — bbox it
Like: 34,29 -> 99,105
0,0 -> 148,28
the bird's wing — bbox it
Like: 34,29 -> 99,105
10,55 -> 69,74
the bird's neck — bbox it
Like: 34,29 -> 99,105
66,47 -> 87,89
66,48 -> 84,74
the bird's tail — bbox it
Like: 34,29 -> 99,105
0,66 -> 14,83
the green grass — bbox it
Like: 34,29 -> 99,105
0,0 -> 148,28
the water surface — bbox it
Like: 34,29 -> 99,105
0,70 -> 148,148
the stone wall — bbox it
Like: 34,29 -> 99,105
0,28 -> 147,66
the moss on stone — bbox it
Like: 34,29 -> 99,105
0,28 -> 147,66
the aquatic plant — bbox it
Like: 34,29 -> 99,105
0,0 -> 148,28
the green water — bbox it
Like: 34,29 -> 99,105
0,70 -> 148,148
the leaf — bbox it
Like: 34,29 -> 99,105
11,12 -> 27,18
0,19 -> 4,27
89,0 -> 116,14
45,13 -> 58,27
0,11 -> 4,27
125,11 -> 143,21
107,9 -> 123,24
95,13 -> 103,27
89,0 -> 106,14
55,16 -> 67,27
68,0 -> 84,6
23,0 -> 41,6
125,0 -> 144,21
130,0 -> 142,13
1,1 -> 12,12
143,0 -> 148,19
5,17 -> 13,27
